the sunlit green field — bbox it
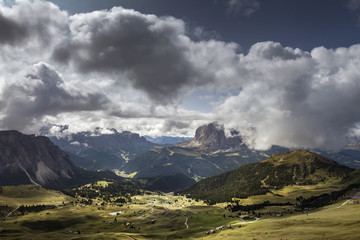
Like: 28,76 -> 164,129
1,185 -> 359,240
0,185 -> 74,207
0,187 -> 236,239
197,202 -> 360,240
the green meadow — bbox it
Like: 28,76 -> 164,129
1,185 -> 359,240
198,202 -> 360,240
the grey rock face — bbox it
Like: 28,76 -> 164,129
189,122 -> 244,152
0,130 -> 75,187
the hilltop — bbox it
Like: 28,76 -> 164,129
179,150 -> 359,204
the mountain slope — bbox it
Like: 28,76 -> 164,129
123,146 -> 264,180
74,149 -> 126,171
0,131 -> 77,188
0,130 -> 129,189
179,150 -> 358,203
138,173 -> 196,192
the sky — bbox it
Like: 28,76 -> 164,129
0,0 -> 360,150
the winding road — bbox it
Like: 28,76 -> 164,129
336,200 -> 350,209
184,217 -> 189,229
232,217 -> 260,226
2,205 -> 20,220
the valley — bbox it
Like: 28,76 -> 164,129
1,128 -> 360,239
1,185 -> 360,240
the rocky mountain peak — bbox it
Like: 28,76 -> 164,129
185,122 -> 244,152
193,122 -> 227,149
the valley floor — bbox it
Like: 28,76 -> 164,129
1,186 -> 360,239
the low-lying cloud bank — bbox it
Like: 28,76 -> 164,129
0,0 -> 360,150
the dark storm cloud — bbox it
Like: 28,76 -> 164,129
0,1 -> 68,47
0,11 -> 28,45
1,62 -> 108,131
52,7 -> 202,103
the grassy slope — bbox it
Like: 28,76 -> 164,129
0,190 -> 233,240
179,150 -> 358,203
1,185 -> 360,240
0,185 -> 73,207
125,146 -> 263,180
195,202 -> 360,240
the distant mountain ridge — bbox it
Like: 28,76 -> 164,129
45,127 -> 155,155
41,126 -> 156,171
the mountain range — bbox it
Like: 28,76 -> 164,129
41,122 -> 360,181
42,127 -> 155,171
0,130 -> 195,192
123,123 -> 288,179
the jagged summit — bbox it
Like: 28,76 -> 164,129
182,122 -> 245,152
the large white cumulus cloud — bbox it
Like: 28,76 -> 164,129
217,42 -> 360,150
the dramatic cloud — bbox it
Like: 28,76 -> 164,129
0,11 -> 28,45
0,0 -> 68,47
216,42 -> 360,150
227,0 -> 260,16
0,62 -> 108,131
52,7 -> 240,103
1,0 -> 360,149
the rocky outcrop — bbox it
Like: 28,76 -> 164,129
183,122 -> 245,152
0,130 -> 76,188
